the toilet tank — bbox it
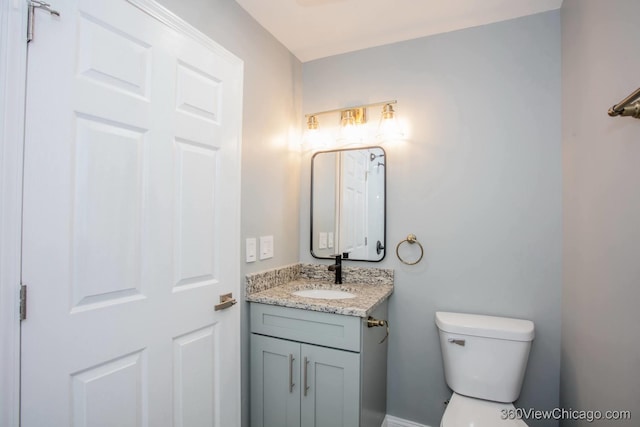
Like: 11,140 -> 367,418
435,312 -> 534,403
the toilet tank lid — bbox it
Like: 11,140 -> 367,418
435,312 -> 534,341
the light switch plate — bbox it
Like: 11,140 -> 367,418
246,238 -> 257,262
260,235 -> 274,260
319,232 -> 327,249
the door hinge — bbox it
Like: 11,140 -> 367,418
27,1 -> 60,43
19,284 -> 27,321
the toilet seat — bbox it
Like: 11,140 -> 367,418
441,393 -> 529,427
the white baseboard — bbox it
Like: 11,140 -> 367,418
382,414 -> 432,427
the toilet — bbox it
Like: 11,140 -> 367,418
435,311 -> 535,427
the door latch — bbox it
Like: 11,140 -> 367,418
214,293 -> 237,311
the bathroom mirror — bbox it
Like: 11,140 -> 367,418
311,146 -> 386,261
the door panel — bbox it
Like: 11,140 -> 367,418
20,1 -> 242,426
173,325 -> 218,427
176,61 -> 221,123
72,115 -> 146,309
71,350 -> 146,427
173,141 -> 218,288
77,13 -> 151,98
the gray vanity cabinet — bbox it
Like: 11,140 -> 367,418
250,302 -> 388,427
251,335 -> 302,427
251,334 -> 360,427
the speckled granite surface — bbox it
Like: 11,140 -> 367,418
245,263 -> 302,294
245,263 -> 393,317
299,263 -> 394,285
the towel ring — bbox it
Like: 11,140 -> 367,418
395,234 -> 424,265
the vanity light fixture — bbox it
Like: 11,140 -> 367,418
340,109 -> 356,127
303,100 -> 400,148
307,114 -> 319,131
377,103 -> 404,141
303,115 -> 326,149
338,108 -> 364,144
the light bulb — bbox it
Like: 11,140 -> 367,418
377,104 -> 403,141
303,115 -> 328,149
338,110 -> 362,144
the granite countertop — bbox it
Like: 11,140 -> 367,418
246,279 -> 393,317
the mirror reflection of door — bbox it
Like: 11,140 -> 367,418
367,149 -> 386,259
339,150 -> 367,259
311,146 -> 386,262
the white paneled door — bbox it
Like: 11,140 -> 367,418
20,1 -> 243,426
339,150 -> 367,259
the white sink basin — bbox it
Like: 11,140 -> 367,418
292,289 -> 356,300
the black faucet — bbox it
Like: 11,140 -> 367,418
328,254 -> 342,284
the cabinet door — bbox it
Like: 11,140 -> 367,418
300,344 -> 360,427
251,335 -> 301,427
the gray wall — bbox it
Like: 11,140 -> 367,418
301,11 -> 562,427
154,2 -> 302,426
561,1 -> 640,426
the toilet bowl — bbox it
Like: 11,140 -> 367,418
441,392 -> 528,427
435,311 -> 535,427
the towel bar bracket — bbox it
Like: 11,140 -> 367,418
608,87 -> 640,119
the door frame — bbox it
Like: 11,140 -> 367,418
0,2 -> 244,426
0,1 -> 28,426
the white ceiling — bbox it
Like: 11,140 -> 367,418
234,0 -> 563,62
